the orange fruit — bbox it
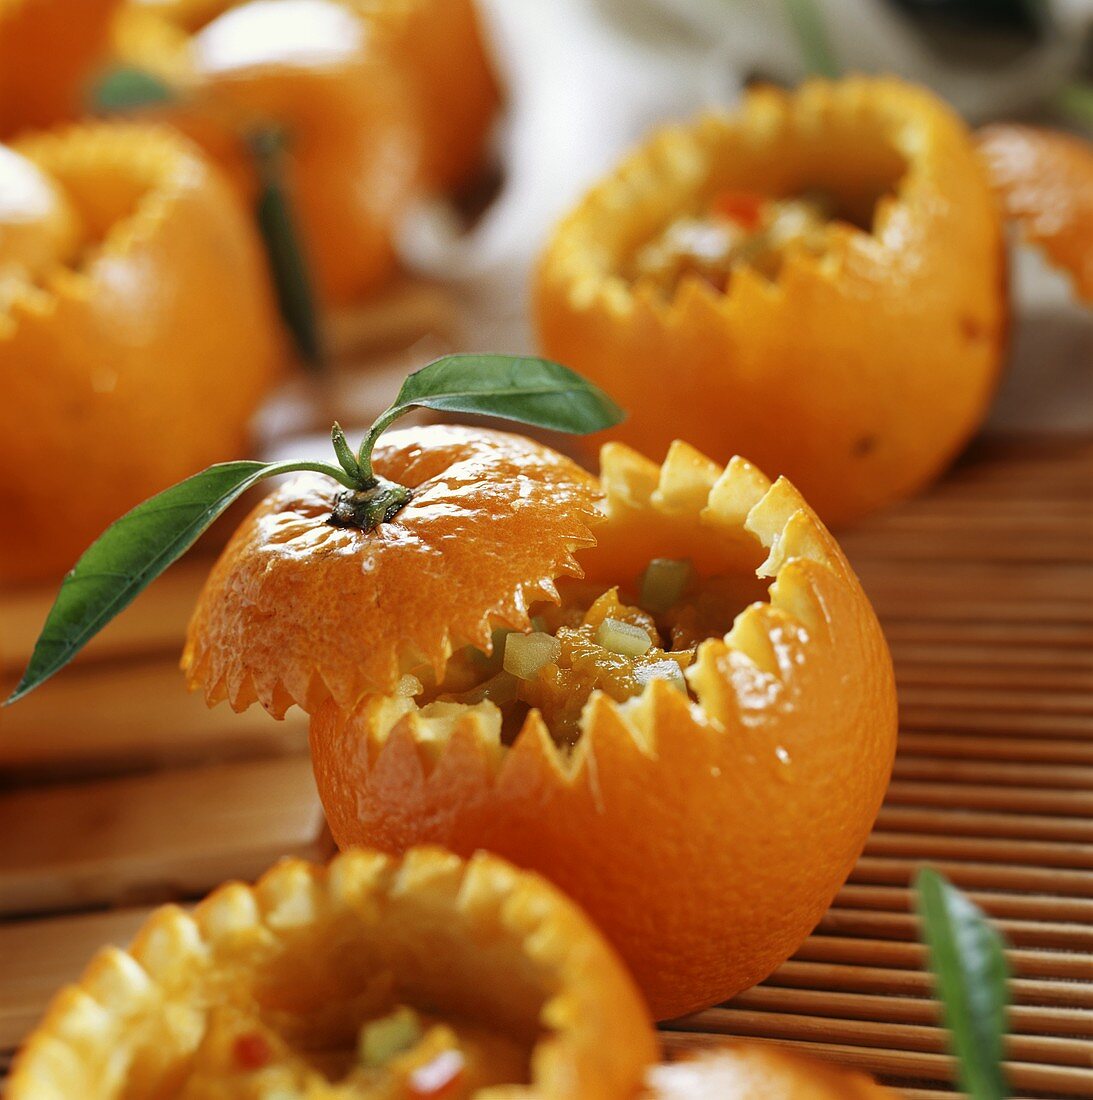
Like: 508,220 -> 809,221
534,76 -> 1008,526
116,0 -> 498,190
0,0 -> 121,136
0,123 -> 280,584
352,0 -> 500,191
185,425 -> 898,1020
646,1043 -> 898,1098
113,0 -> 422,305
8,846 -> 656,1098
977,123 -> 1093,304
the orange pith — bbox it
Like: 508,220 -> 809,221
977,123 -> 1093,303
8,846 -> 657,1099
0,123 -> 281,584
645,1042 -> 899,1098
534,76 -> 1008,526
186,427 -> 898,1020
0,0 -> 121,137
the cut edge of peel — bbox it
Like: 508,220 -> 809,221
337,440 -> 856,788
541,75 -> 951,327
183,503 -> 600,721
8,847 -> 650,1099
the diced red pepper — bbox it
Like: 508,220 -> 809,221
407,1048 -> 466,1097
711,190 -> 765,230
232,1032 -> 273,1071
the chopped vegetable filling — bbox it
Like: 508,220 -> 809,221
420,561 -> 751,746
630,190 -> 838,295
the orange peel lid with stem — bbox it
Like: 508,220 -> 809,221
183,425 -> 604,718
0,122 -> 281,584
7,846 -> 657,1099
534,75 -> 1007,526
309,438 -> 899,1019
977,123 -> 1093,304
645,1042 -> 899,1098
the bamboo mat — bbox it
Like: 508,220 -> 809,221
0,433 -> 1090,1097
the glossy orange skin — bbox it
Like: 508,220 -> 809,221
185,427 -> 897,1021
0,124 -> 280,584
9,847 -> 657,1099
0,0 -> 121,137
646,1043 -> 898,1098
535,77 -> 1007,527
114,0 -> 422,305
978,124 -> 1093,304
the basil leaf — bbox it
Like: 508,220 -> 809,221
386,355 -> 625,435
90,66 -> 176,113
916,868 -> 1011,1100
249,127 -> 324,371
6,459 -> 347,705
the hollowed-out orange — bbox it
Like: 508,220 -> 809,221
0,123 -> 280,584
9,846 -> 656,1099
534,77 -> 1008,526
184,425 -> 897,1020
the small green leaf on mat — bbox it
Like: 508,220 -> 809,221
249,126 -> 325,371
916,868 -> 1011,1100
90,66 -> 176,113
782,0 -> 840,79
6,457 -> 353,704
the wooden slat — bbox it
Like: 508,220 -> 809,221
0,757 -> 329,916
0,656 -> 308,776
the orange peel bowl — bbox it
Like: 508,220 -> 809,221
646,1043 -> 898,1098
534,76 -> 1008,526
185,425 -> 897,1020
0,0 -> 121,136
977,123 -> 1093,304
0,123 -> 280,584
8,846 -> 656,1098
113,0 -> 422,305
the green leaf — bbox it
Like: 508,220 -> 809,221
249,127 -> 325,371
386,354 -> 625,435
6,458 -> 350,705
90,66 -> 176,113
916,868 -> 1011,1100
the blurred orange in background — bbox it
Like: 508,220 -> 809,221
0,0 -> 121,136
0,123 -> 281,583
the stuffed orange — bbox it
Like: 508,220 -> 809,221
0,0 -> 121,136
535,76 -> 1008,526
0,123 -> 280,584
977,123 -> 1093,304
8,846 -> 656,1098
112,0 -> 422,305
646,1043 -> 898,1099
184,424 -> 898,1020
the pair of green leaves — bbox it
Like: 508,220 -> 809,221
6,355 -> 623,705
